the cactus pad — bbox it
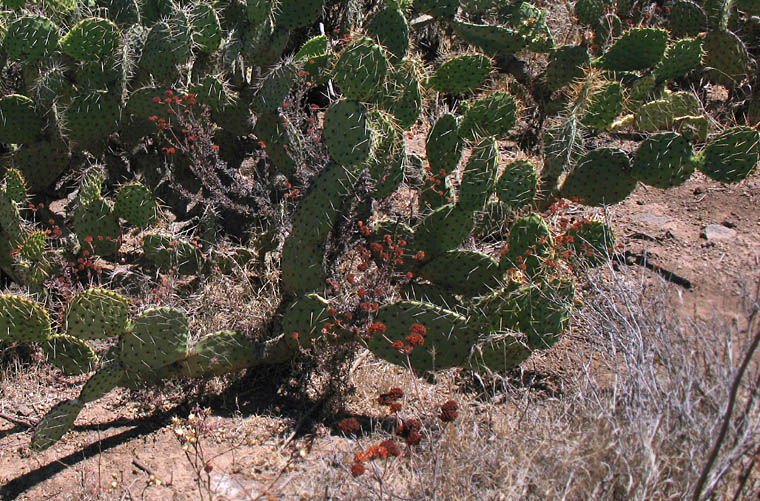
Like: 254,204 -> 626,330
74,198 -> 121,256
428,54 -> 492,95
595,28 -> 667,71
190,3 -> 222,53
561,148 -> 636,206
426,113 -> 463,177
459,91 -> 517,140
3,15 -> 59,63
43,334 -> 99,375
465,332 -> 532,372
60,17 -> 121,61
670,0 -> 707,37
502,213 -> 553,274
368,7 -> 409,59
0,94 -> 44,145
367,301 -> 472,371
495,160 -> 538,208
562,219 -> 616,266
334,38 -> 388,101
633,132 -> 696,189
120,307 -> 189,372
283,294 -> 332,350
419,250 -> 501,296
64,90 -> 121,145
323,100 -> 372,166
581,82 -> 623,130
114,182 -> 158,226
66,289 -> 130,340
702,30 -> 751,86
415,204 -> 474,259
79,362 -> 125,403
655,38 -> 703,83
697,126 -> 760,183
459,137 -> 500,212
0,295 -> 52,343
274,0 -> 323,29
545,45 -> 590,91
31,399 -> 84,451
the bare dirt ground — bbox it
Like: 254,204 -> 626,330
1,172 -> 758,500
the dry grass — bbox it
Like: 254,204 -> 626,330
273,265 -> 760,500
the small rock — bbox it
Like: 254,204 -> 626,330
693,187 -> 703,195
636,213 -> 671,226
722,220 -> 737,229
701,224 -> 737,241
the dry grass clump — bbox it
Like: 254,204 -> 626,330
279,266 -> 760,500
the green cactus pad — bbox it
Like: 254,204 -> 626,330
252,62 -> 297,114
291,162 -> 358,245
414,0 -> 458,17
670,0 -> 707,37
580,81 -> 623,130
0,94 -> 44,145
368,7 -> 409,59
64,90 -> 121,145
281,237 -> 325,294
253,111 -> 300,178
247,0 -> 273,25
465,332 -> 532,372
560,148 -> 636,206
323,100 -> 372,166
30,399 -> 84,451
633,132 -> 696,188
562,219 -> 616,266
125,87 -> 175,121
334,38 -> 388,101
459,91 -> 518,140
66,289 -> 130,340
102,0 -> 141,26
282,294 -> 332,350
545,45 -> 590,91
634,91 -> 700,132
120,307 -> 189,372
60,17 -> 121,61
368,219 -> 419,271
702,30 -> 751,86
0,295 -> 52,343
594,28 -> 668,71
139,19 -> 192,84
79,168 -> 105,207
495,160 -> 538,208
480,279 -> 574,349
428,54 -> 492,95
114,182 -> 158,226
4,168 -> 27,203
3,15 -> 59,63
403,282 -> 461,311
697,126 -> 760,183
274,0 -> 323,29
501,213 -> 553,274
575,0 -> 606,25
419,250 -> 501,296
451,20 -> 527,57
74,198 -> 121,256
181,331 -> 272,377
190,3 -> 222,53
13,137 -> 71,192
381,59 -> 422,130
295,35 -> 328,60
421,173 -> 457,210
675,115 -> 710,142
426,113 -> 463,176
43,334 -> 99,375
19,231 -> 46,261
142,234 -> 202,274
79,362 -> 124,403
366,301 -> 473,371
459,137 -> 500,212
415,203 -> 474,260
654,38 -> 703,83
